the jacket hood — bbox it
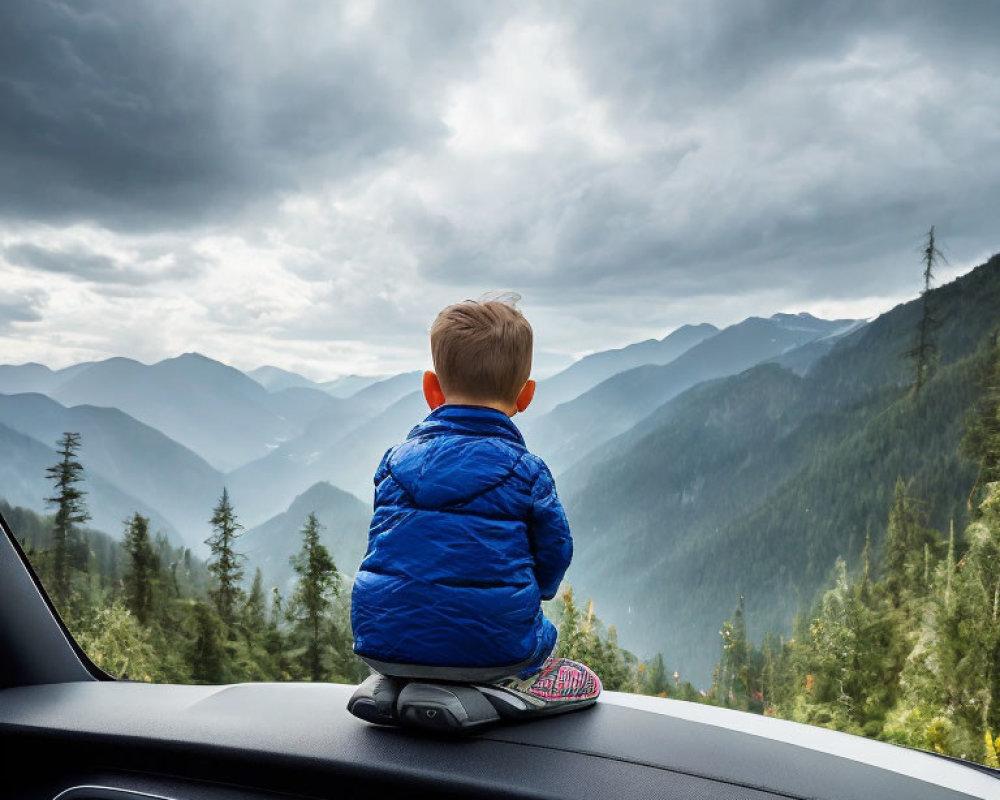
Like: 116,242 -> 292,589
387,405 -> 525,508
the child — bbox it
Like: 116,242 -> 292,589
350,295 -> 600,712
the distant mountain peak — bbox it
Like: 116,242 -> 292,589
100,355 -> 144,366
293,480 -> 358,506
156,352 -> 264,385
674,322 -> 719,333
166,352 -> 218,365
765,312 -> 860,335
247,365 -> 319,392
3,361 -> 51,370
770,312 -> 821,322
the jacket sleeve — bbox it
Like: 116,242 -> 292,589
529,461 -> 573,601
372,448 -> 392,510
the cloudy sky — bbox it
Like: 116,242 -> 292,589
1,0 -> 997,380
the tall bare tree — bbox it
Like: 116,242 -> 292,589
907,225 -> 945,396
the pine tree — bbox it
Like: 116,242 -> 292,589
598,624 -> 635,691
205,488 -> 245,628
944,520 -> 956,613
76,600 -> 156,681
288,512 -> 339,681
883,478 -> 937,607
244,568 -> 267,636
731,595 -> 749,701
641,653 -> 670,697
556,587 -> 585,659
907,225 -> 944,396
264,586 -> 288,675
269,586 -> 284,632
122,513 -> 157,626
45,432 -> 90,611
327,590 -> 368,684
859,529 -> 873,603
760,632 -> 781,711
188,601 -> 230,683
715,595 -> 750,708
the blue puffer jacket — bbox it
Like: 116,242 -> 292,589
351,404 -> 572,672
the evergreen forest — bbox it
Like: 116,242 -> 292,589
10,446 -> 667,693
710,328 -> 1000,766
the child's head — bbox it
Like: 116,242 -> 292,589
426,298 -> 535,414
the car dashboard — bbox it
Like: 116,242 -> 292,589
3,681 -> 996,800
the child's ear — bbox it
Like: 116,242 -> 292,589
423,371 -> 446,410
515,379 -> 536,413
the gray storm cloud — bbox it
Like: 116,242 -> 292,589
0,290 -> 46,332
0,0 -> 456,229
0,0 -> 997,373
4,242 -> 202,286
5,243 -> 119,280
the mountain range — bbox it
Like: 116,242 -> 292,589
247,366 -> 391,399
1,354 -> 318,471
1,312 -> 872,579
6,255 -> 998,687
1,308 -> 869,587
529,323 -> 719,416
0,360 -> 418,554
521,313 -> 860,472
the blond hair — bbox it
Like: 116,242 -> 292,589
430,299 -> 533,404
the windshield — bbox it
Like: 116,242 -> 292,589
2,0 -> 999,771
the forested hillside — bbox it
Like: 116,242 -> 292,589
708,332 -> 1000,763
560,253 -> 1000,685
523,313 -> 858,473
6,482 -> 366,685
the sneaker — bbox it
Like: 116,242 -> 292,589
478,658 -> 602,718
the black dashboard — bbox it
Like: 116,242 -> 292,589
1,680 -> 990,800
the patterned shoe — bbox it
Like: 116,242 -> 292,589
476,658 -> 602,719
